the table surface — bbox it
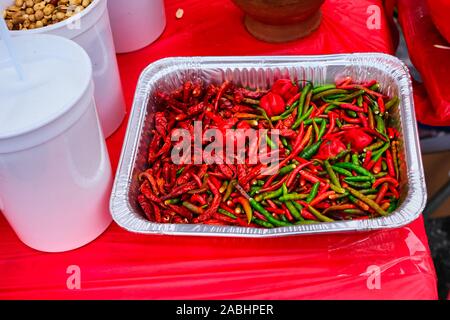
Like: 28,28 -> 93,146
0,0 -> 437,299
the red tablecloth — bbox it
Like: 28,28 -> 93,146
0,0 -> 437,299
398,0 -> 450,127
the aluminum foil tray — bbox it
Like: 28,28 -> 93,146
110,54 -> 427,237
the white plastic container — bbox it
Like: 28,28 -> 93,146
108,0 -> 166,53
0,0 -> 126,137
0,34 -> 112,252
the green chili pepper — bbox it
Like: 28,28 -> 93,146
333,162 -> 375,180
329,149 -> 350,162
345,180 -> 372,188
381,160 -> 387,172
299,141 -> 321,160
182,201 -> 204,214
312,89 -> 348,101
372,143 -> 390,162
324,104 -> 338,114
336,118 -> 343,128
360,188 -> 379,195
368,97 -> 380,115
346,187 -> 388,216
279,193 -> 309,201
369,83 -> 380,91
324,160 -> 344,192
279,163 -> 297,176
374,172 -> 388,178
312,119 -> 320,140
176,167 -> 185,176
219,181 -> 229,193
222,179 -> 236,202
306,182 -> 320,203
282,183 -> 304,221
257,107 -> 273,128
280,136 -> 292,151
164,198 -> 181,205
249,198 -> 291,227
375,115 -> 386,134
292,201 -> 304,213
256,187 -> 283,202
346,110 -> 358,118
344,176 -> 373,182
266,133 -> 278,149
343,209 -> 365,215
218,208 -> 237,219
317,119 -> 327,141
292,106 -> 314,129
312,84 -> 336,95
251,217 -> 274,228
385,96 -> 399,111
387,198 -> 399,213
308,206 -> 334,222
351,153 -> 360,166
365,140 -> 385,151
297,83 -> 312,118
329,184 -> 347,195
280,215 -> 288,222
249,186 -> 261,197
357,95 -> 363,107
303,117 -> 326,125
335,89 -> 365,102
295,220 -> 319,225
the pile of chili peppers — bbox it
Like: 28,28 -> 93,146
137,77 -> 402,228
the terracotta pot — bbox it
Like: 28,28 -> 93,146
231,0 -> 325,43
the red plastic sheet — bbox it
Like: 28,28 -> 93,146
0,0 -> 437,299
398,0 -> 450,127
427,0 -> 450,44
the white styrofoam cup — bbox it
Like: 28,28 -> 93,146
0,34 -> 112,252
0,0 -> 126,137
107,0 -> 166,53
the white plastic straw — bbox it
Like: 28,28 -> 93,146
0,17 -> 26,81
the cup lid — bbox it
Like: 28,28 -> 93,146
0,34 -> 93,152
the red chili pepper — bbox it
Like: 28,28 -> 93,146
363,101 -> 369,113
282,204 -> 295,222
323,112 -> 337,139
191,193 -> 207,206
340,103 -> 363,112
358,112 -> 369,128
387,127 -> 399,140
286,92 -> 301,106
340,113 -> 361,124
375,183 -> 389,204
342,128 -> 373,152
260,92 -> 285,117
373,158 -> 382,174
363,150 -> 373,168
388,184 -> 400,199
385,150 -> 395,177
151,203 -> 161,223
266,207 -> 286,215
137,194 -> 154,221
300,207 -> 317,221
271,79 -> 298,101
377,96 -> 385,114
372,176 -> 399,189
286,161 -> 313,188
309,191 -> 335,206
315,138 -> 347,160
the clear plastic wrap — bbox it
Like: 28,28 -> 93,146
110,54 -> 426,237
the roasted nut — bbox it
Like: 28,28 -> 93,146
4,0 -> 92,30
